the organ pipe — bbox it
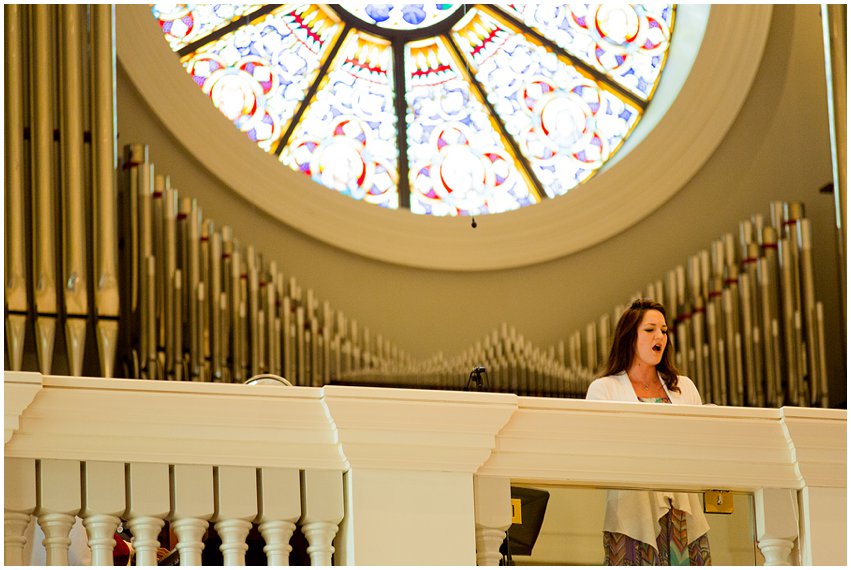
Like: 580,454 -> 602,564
5,5 -> 28,371
32,5 -> 59,374
93,4 -> 120,377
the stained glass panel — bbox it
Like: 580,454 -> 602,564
497,4 -> 674,100
180,5 -> 342,152
452,8 -> 642,198
152,4 -> 264,52
280,32 -> 399,208
154,4 -> 675,214
406,38 -> 537,216
337,3 -> 462,30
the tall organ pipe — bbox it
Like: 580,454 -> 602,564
92,4 -> 120,377
31,5 -> 59,374
59,5 -> 90,376
5,5 -> 28,371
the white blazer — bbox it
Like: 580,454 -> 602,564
586,371 -> 703,405
586,371 -> 710,549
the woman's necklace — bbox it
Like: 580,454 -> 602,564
628,371 -> 660,392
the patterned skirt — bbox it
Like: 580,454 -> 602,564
603,507 -> 711,566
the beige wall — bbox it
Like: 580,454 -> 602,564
116,5 -> 844,404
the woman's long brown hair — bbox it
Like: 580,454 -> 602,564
598,299 -> 681,393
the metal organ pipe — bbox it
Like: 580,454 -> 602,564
5,5 -> 29,371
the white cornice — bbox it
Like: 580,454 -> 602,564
779,407 -> 847,488
6,374 -> 843,493
4,372 -> 42,443
321,385 -> 518,472
116,5 -> 773,271
4,374 -> 348,471
478,397 -> 815,492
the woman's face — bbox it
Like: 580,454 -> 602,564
633,309 -> 668,367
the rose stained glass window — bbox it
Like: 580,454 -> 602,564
152,4 -> 675,216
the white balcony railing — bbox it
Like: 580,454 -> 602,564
5,371 -> 846,565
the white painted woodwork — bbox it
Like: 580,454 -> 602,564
37,513 -> 75,566
4,372 -> 42,443
214,465 -> 257,521
257,467 -> 301,565
34,459 -> 80,565
475,528 -> 505,567
321,385 -> 517,471
83,514 -> 120,566
81,460 -> 125,516
5,511 -> 31,566
799,486 -> 846,566
5,457 -> 36,565
300,469 -> 343,566
4,375 -> 346,470
215,519 -> 252,566
126,462 -> 169,565
37,459 -> 81,515
213,466 -> 257,566
171,517 -> 208,566
171,464 -> 214,566
302,521 -> 338,566
3,373 -> 847,565
128,516 -> 164,566
338,469 -> 476,566
81,460 -> 125,565
473,476 -> 511,566
779,407 -> 846,565
258,520 -> 296,566
5,457 -> 36,513
755,488 -> 799,565
479,398 -> 801,490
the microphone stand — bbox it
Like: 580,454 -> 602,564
466,366 -> 488,391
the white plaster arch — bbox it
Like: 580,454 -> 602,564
117,5 -> 772,271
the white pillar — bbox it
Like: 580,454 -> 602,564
755,488 -> 799,565
35,459 -> 81,566
473,476 -> 512,566
798,486 -> 846,565
213,465 -> 257,566
5,458 -> 36,565
337,469 -> 474,566
125,462 -> 170,566
300,469 -> 343,566
256,467 -> 301,565
81,461 -> 125,566
170,464 -> 214,566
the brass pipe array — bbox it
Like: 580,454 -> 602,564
338,322 -> 597,398
116,144 -> 411,385
4,5 -> 120,378
340,202 -> 831,408
2,4 -> 412,385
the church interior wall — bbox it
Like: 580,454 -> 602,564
114,5 -> 844,404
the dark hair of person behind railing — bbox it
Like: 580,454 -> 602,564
598,299 -> 681,393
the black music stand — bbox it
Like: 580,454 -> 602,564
500,486 -> 549,563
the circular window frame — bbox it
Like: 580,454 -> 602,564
117,5 -> 772,271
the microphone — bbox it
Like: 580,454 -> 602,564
466,365 -> 488,391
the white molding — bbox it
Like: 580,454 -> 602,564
4,375 -> 347,470
477,397 -> 807,491
115,5 -> 772,271
321,385 -> 518,472
5,374 -> 845,495
779,407 -> 847,488
4,372 -> 43,443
